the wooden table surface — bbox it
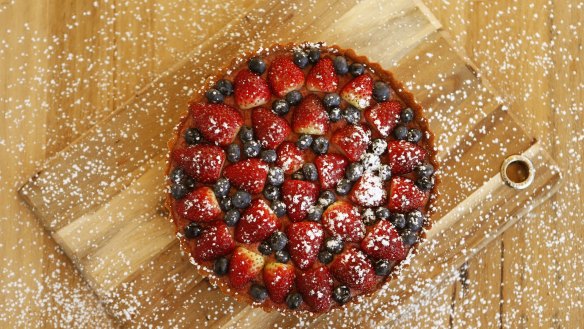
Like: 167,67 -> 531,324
0,0 -> 581,328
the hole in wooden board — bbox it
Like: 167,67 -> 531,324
500,155 -> 535,190
506,160 -> 530,184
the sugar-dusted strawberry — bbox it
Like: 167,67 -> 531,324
296,266 -> 333,312
364,101 -> 402,137
193,222 -> 235,261
276,141 -> 304,174
175,186 -> 222,222
388,176 -> 429,213
282,180 -> 319,222
235,199 -> 280,243
268,56 -> 305,97
314,153 -> 348,190
263,262 -> 295,303
251,107 -> 291,149
386,140 -> 427,175
306,57 -> 338,92
321,201 -> 365,242
287,222 -> 324,270
189,103 -> 244,146
292,94 -> 330,135
171,145 -> 225,183
349,172 -> 387,207
229,247 -> 265,289
330,248 -> 377,291
341,74 -> 373,109
234,69 -> 271,110
223,158 -> 269,194
361,220 -> 408,261
331,124 -> 371,162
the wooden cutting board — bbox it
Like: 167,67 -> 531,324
18,0 -> 562,327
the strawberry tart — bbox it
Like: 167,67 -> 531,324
166,43 -> 438,313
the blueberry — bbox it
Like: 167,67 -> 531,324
215,79 -> 233,96
328,107 -> 342,122
401,107 -> 414,123
184,222 -> 202,239
390,213 -> 407,230
271,200 -> 287,217
416,176 -> 435,191
293,51 -> 309,68
185,128 -> 203,145
286,292 -> 303,309
214,257 -> 229,276
318,190 -> 336,208
263,185 -> 280,201
296,134 -> 313,150
374,259 -> 391,276
318,250 -> 333,264
393,125 -> 408,140
269,231 -> 288,251
311,136 -> 329,155
170,184 -> 188,199
378,164 -> 392,181
402,229 -> 418,245
336,178 -> 353,195
239,126 -> 254,142
272,99 -> 290,116
414,164 -> 435,178
205,88 -> 224,104
302,163 -> 318,181
227,143 -> 241,163
323,93 -> 341,109
407,128 -> 423,143
324,236 -> 344,254
267,167 -> 285,186
220,197 -> 233,212
345,163 -> 364,182
243,140 -> 261,158
406,210 -> 425,232
260,149 -> 277,163
361,208 -> 377,226
372,81 -> 390,102
361,153 -> 381,172
275,250 -> 290,263
183,176 -> 196,190
170,167 -> 186,184
213,178 -> 230,198
286,90 -> 303,105
344,105 -> 361,125
370,138 -> 387,155
224,209 -> 240,227
308,47 -> 320,63
292,170 -> 305,180
375,207 -> 391,220
349,63 -> 365,77
307,205 -> 323,221
232,191 -> 252,209
258,240 -> 273,255
333,56 -> 349,75
332,285 -> 351,304
248,57 -> 266,75
249,284 -> 268,302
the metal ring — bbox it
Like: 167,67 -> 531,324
500,155 -> 535,190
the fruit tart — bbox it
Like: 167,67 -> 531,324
166,43 -> 438,313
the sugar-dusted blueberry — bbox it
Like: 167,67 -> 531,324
328,107 -> 342,122
293,50 -> 309,68
318,250 -> 333,264
333,56 -> 349,75
170,167 -> 186,184
345,162 -> 364,182
263,185 -> 281,201
291,170 -> 305,180
374,259 -> 391,276
332,285 -> 351,304
213,177 -> 230,198
170,184 -> 188,199
267,167 -> 285,186
275,250 -> 290,263
323,93 -> 341,109
308,47 -> 321,63
227,143 -> 241,163
324,236 -> 344,254
406,210 -> 425,232
205,88 -> 224,104
361,208 -> 377,226
272,99 -> 290,116
390,213 -> 407,230
239,126 -> 254,142
402,229 -> 418,245
414,164 -> 435,178
378,164 -> 392,181
232,190 -> 252,209
361,153 -> 381,172
243,140 -> 261,158
286,90 -> 303,105
258,240 -> 273,255
220,196 -> 233,212
375,206 -> 391,220
286,292 -> 303,309
416,176 -> 435,191
344,105 -> 361,125
318,190 -> 336,208
349,63 -> 365,77
306,205 -> 323,221
296,134 -> 313,150
214,257 -> 229,276
400,107 -> 414,123
336,178 -> 353,195
260,149 -> 277,163
372,81 -> 390,102
393,125 -> 408,140
215,79 -> 233,96
248,57 -> 266,75
271,200 -> 287,217
370,138 -> 387,155
269,231 -> 288,251
250,284 -> 268,302
407,128 -> 423,143
302,163 -> 318,181
224,209 -> 241,227
184,222 -> 202,239
311,136 -> 329,155
185,128 -> 203,145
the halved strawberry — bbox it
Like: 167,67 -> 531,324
175,186 -> 222,222
276,141 -> 304,174
189,103 -> 244,146
314,153 -> 349,190
287,222 -> 324,270
292,94 -> 330,135
321,201 -> 365,242
229,247 -> 265,289
235,199 -> 280,243
341,74 -> 373,109
223,158 -> 269,194
364,101 -> 402,137
267,56 -> 305,97
349,172 -> 387,207
234,69 -> 271,110
361,220 -> 408,261
251,107 -> 291,149
193,222 -> 235,261
282,180 -> 319,222
386,140 -> 427,175
305,57 -> 338,92
330,248 -> 377,291
331,124 -> 371,162
263,262 -> 295,303
171,145 -> 225,183
388,176 -> 429,212
296,266 -> 333,312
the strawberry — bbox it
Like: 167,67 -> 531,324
282,180 -> 319,222
287,222 -> 324,270
267,56 -> 305,97
386,140 -> 427,175
361,220 -> 408,261
171,145 -> 225,183
296,266 -> 333,312
321,201 -> 365,242
349,172 -> 387,207
331,124 -> 371,162
388,176 -> 429,212
330,248 -> 377,291
314,153 -> 349,190
341,74 -> 373,109
175,186 -> 222,222
235,199 -> 280,243
193,222 -> 235,261
234,69 -> 271,110
251,107 -> 291,149
223,158 -> 269,194
189,103 -> 244,146
292,94 -> 330,135
276,141 -> 304,174
306,57 -> 339,92
364,101 -> 402,137
263,262 -> 295,303
229,247 -> 265,289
